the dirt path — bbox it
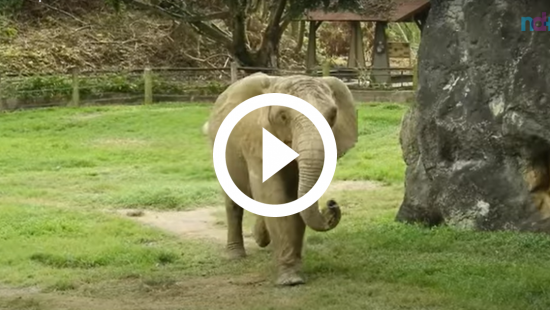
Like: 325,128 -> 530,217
118,207 -> 228,242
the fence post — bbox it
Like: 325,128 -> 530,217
0,73 -> 4,111
322,60 -> 331,77
230,62 -> 238,83
71,67 -> 80,107
144,67 -> 153,105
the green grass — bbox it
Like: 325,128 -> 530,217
0,102 -> 550,310
335,103 -> 406,183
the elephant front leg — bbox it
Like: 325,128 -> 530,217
224,194 -> 246,259
265,216 -> 306,286
248,160 -> 305,285
223,148 -> 251,260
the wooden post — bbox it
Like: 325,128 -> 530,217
143,67 -> 153,105
0,73 -> 4,111
347,21 -> 366,69
322,60 -> 331,76
71,67 -> 80,107
294,20 -> 305,53
230,61 -> 238,83
348,22 -> 357,68
371,22 -> 391,84
355,22 -> 366,69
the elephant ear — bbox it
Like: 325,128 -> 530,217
207,72 -> 273,141
213,72 -> 275,125
320,76 -> 358,158
214,72 -> 271,108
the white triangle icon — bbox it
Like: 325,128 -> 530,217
262,128 -> 299,183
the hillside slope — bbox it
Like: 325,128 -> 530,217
1,1 -> 311,75
1,2 -> 418,76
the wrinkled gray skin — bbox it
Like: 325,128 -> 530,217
203,73 -> 358,285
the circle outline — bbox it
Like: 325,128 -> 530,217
213,93 -> 337,218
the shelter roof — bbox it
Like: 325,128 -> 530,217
300,0 -> 430,22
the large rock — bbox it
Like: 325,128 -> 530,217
396,0 -> 550,233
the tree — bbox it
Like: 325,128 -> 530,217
397,0 -> 550,233
114,0 -> 399,69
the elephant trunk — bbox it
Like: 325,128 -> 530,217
293,115 -> 341,232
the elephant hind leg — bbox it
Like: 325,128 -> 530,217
253,216 -> 270,248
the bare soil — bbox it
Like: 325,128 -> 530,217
117,207 -> 230,243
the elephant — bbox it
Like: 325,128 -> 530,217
203,72 -> 358,286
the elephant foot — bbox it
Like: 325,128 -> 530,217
275,271 -> 305,286
226,246 -> 246,260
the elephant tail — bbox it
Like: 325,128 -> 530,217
202,121 -> 209,135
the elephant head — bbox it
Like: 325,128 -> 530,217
215,73 -> 358,232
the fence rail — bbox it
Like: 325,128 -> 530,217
0,62 -> 416,111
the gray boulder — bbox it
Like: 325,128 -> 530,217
396,0 -> 550,233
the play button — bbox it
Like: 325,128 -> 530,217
262,128 -> 299,182
212,93 -> 337,218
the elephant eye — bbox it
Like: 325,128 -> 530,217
280,113 -> 288,122
327,107 -> 338,126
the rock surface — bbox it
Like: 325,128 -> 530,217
396,0 -> 550,232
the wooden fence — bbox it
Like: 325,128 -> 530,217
0,63 -> 416,111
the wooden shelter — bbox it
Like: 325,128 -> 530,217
299,0 -> 430,84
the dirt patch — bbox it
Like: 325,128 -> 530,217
117,207 -> 227,242
114,207 -> 259,249
0,285 -> 41,297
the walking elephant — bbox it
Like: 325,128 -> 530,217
203,72 -> 358,286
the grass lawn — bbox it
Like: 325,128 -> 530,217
0,102 -> 549,310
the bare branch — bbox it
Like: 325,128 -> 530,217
41,2 -> 88,26
123,0 -> 233,47
182,11 -> 230,22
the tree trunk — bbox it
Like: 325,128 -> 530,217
396,0 -> 550,233
230,25 -> 281,74
255,30 -> 280,69
226,0 -> 282,73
